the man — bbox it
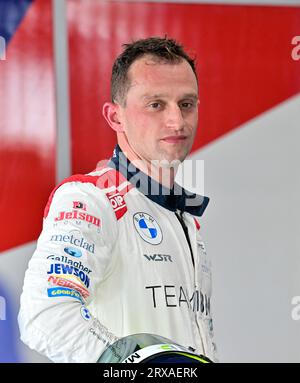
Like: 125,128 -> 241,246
18,37 -> 217,363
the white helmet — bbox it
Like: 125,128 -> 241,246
98,333 -> 212,363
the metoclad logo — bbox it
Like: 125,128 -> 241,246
133,212 -> 162,245
50,232 -> 95,254
54,210 -> 100,227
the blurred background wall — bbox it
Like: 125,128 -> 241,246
0,0 -> 299,362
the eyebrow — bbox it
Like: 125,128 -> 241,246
142,93 -> 198,101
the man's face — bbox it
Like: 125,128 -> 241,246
117,55 -> 199,165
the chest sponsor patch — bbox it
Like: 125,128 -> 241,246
80,306 -> 92,321
48,275 -> 89,299
54,210 -> 100,227
133,212 -> 163,245
47,287 -> 83,302
47,263 -> 90,288
50,231 -> 95,254
72,201 -> 87,210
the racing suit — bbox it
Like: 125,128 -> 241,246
18,145 -> 217,363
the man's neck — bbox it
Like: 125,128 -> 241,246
117,134 -> 178,189
109,140 -> 210,217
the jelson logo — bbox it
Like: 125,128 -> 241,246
54,210 -> 100,227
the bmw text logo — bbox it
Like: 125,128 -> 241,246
133,212 -> 163,245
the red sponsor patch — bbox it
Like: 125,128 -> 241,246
54,210 -> 100,227
106,191 -> 127,220
73,201 -> 87,210
194,218 -> 201,231
48,275 -> 90,299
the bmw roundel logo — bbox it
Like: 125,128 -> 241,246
64,247 -> 82,258
133,212 -> 163,245
80,306 -> 91,321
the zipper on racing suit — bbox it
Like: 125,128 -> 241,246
175,209 -> 206,355
175,210 -> 194,266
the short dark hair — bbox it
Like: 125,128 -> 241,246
111,36 -> 197,105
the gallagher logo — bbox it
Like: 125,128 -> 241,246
54,210 -> 100,227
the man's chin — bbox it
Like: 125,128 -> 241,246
163,149 -> 189,163
158,143 -> 190,163
154,154 -> 186,168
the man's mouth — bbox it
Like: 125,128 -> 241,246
161,135 -> 187,144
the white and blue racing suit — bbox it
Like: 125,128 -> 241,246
18,145 -> 217,362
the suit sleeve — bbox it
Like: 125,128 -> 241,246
18,181 -> 119,362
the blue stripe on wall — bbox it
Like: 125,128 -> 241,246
0,282 -> 20,362
0,0 -> 33,45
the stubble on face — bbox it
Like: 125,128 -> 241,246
117,55 -> 199,184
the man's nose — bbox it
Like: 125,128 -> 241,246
165,105 -> 185,131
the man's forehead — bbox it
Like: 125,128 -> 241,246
127,56 -> 198,93
142,93 -> 198,100
131,53 -> 179,67
129,55 -> 189,73
128,55 -> 196,79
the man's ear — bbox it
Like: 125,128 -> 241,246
102,102 -> 124,132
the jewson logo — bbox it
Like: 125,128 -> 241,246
291,36 -> 300,61
0,296 -> 6,320
0,36 -> 6,61
291,296 -> 300,320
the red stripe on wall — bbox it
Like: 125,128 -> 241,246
0,0 -> 56,252
67,1 -> 300,174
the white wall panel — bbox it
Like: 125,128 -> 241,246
188,94 -> 300,362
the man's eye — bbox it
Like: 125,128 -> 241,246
181,102 -> 193,109
149,102 -> 161,109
